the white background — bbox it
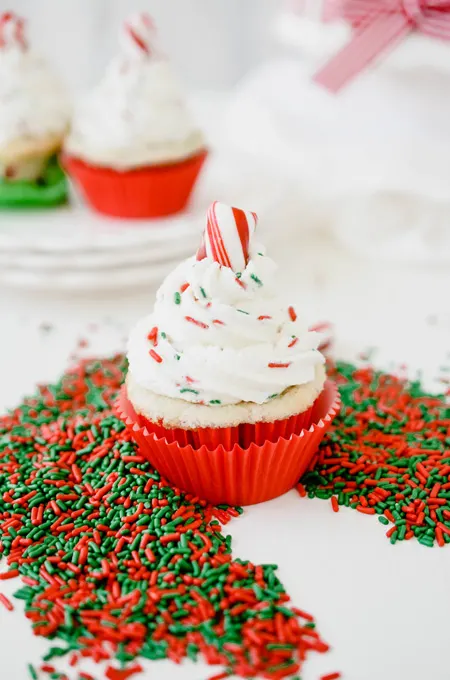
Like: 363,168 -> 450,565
0,1 -> 449,678
0,0 -> 280,92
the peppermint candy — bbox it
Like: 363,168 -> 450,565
197,201 -> 258,272
0,12 -> 27,51
121,12 -> 158,59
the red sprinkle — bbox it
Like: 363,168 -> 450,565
356,506 -> 376,515
149,349 -> 163,363
258,315 -> 272,320
147,327 -> 158,346
321,673 -> 341,680
268,362 -> 291,369
106,664 -> 143,680
185,316 -> 209,329
0,569 -> 19,580
0,593 -> 14,611
180,282 -> 190,293
288,306 -> 297,322
288,337 -> 298,348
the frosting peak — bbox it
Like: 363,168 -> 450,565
127,203 -> 325,406
65,13 -> 204,169
0,13 -> 69,151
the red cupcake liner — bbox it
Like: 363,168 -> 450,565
128,399 -> 319,451
62,149 -> 208,219
115,381 -> 340,506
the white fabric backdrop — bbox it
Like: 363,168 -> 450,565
1,0 -> 279,92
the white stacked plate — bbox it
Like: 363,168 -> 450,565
0,143 -> 293,292
0,205 -> 203,291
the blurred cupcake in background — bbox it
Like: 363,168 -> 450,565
0,12 -> 69,208
64,13 -> 207,219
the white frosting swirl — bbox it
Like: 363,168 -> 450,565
0,44 -> 69,151
65,15 -> 204,169
128,243 -> 325,406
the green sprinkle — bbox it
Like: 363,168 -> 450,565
200,287 -> 207,298
180,388 -> 199,395
174,292 -> 181,305
237,309 -> 249,315
28,665 -> 38,680
250,273 -> 263,286
209,400 -> 221,405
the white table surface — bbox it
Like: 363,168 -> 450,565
0,233 -> 449,680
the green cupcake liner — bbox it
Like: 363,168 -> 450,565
0,156 -> 68,209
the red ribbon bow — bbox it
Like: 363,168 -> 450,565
314,0 -> 450,92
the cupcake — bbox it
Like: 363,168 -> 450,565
64,13 -> 207,219
0,12 -> 69,208
118,201 -> 339,505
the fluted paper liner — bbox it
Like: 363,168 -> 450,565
115,380 -> 340,506
62,149 -> 207,219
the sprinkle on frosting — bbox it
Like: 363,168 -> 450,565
127,202 -> 325,406
147,326 -> 158,345
288,306 -> 297,322
149,349 -> 163,363
185,316 -> 209,329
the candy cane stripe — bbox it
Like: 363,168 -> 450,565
208,205 -> 227,266
121,13 -> 158,59
197,201 -> 258,272
208,203 -> 232,268
126,24 -> 151,54
232,207 -> 252,265
0,12 -> 27,51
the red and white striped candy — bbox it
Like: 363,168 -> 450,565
121,12 -> 157,58
197,201 -> 258,272
0,12 -> 27,51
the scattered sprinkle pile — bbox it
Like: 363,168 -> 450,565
302,361 -> 450,548
0,355 -> 330,680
